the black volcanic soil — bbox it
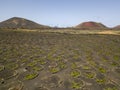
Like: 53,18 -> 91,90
0,30 -> 120,90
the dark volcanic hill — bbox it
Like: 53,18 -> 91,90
75,21 -> 108,30
0,17 -> 50,29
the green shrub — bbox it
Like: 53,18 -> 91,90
59,62 -> 66,69
82,65 -> 91,70
39,60 -> 46,65
96,78 -> 106,84
27,61 -> 37,67
71,80 -> 84,89
0,65 -> 4,71
98,67 -> 106,73
70,70 -> 80,78
111,62 -> 119,67
104,87 -> 118,90
71,63 -> 77,69
50,67 -> 59,74
113,56 -> 119,61
24,73 -> 38,80
6,63 -> 18,70
85,72 -> 95,79
33,66 -> 43,72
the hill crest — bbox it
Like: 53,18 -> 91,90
0,17 -> 50,29
113,25 -> 120,30
75,21 -> 108,30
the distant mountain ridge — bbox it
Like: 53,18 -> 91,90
0,17 -> 50,29
75,21 -> 108,30
0,17 -> 120,30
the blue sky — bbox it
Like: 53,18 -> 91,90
0,0 -> 120,27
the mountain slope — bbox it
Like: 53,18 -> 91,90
113,25 -> 120,30
0,17 -> 50,29
75,21 -> 108,30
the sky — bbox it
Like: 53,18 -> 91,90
0,0 -> 120,27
